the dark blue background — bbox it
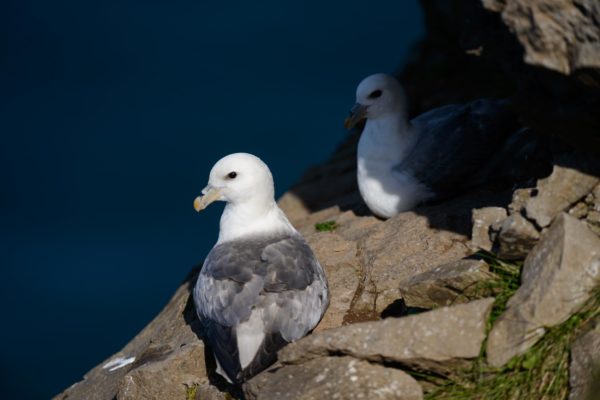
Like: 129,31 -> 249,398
0,1 -> 422,398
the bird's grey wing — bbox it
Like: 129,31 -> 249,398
259,236 -> 329,342
193,235 -> 329,383
195,241 -> 264,326
231,235 -> 329,381
397,99 -> 517,198
194,241 -> 265,383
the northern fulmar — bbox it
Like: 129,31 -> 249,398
192,153 -> 329,384
345,73 -> 519,218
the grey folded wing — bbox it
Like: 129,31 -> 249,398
193,234 -> 329,382
396,99 -> 518,198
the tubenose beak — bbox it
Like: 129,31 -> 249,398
344,103 -> 368,130
193,185 -> 223,212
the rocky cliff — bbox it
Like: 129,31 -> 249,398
55,1 -> 600,399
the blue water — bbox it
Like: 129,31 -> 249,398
0,1 -> 423,397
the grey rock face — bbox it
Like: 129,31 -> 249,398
570,318 -> 600,400
399,259 -> 497,309
244,356 -> 423,400
483,0 -> 600,75
487,214 -> 600,367
525,160 -> 599,228
279,298 -> 495,376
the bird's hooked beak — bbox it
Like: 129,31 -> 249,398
193,185 -> 223,212
344,103 -> 368,130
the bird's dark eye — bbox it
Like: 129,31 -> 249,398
368,89 -> 382,99
227,171 -> 237,179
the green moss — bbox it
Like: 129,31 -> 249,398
424,252 -> 600,400
315,220 -> 338,232
186,383 -> 199,400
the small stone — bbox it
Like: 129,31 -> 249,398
584,193 -> 595,206
587,210 -> 600,224
244,356 -> 423,400
497,213 -> 540,259
471,207 -> 508,251
487,214 -> 600,367
399,259 -> 497,308
525,162 -> 599,228
570,318 -> 600,400
592,184 -> 600,206
508,188 -> 534,215
569,201 -> 589,219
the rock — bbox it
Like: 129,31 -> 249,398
399,259 -> 498,309
116,343 -> 220,400
244,356 -> 423,400
508,188 -> 535,215
480,0 -> 600,152
357,206 -> 475,316
526,160 -> 599,228
497,213 -> 540,259
471,207 -> 508,251
53,268 -> 225,400
569,201 -> 589,219
280,298 -> 495,376
483,0 -> 600,75
570,318 -> 600,400
593,183 -> 600,205
305,232 -> 361,331
487,214 -> 600,367
282,153 -> 508,323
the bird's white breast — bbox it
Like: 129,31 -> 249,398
357,119 -> 432,218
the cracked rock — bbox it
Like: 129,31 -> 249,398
487,214 -> 600,367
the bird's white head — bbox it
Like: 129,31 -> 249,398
194,153 -> 275,212
344,73 -> 406,129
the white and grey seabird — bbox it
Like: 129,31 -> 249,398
192,153 -> 329,384
345,73 -> 518,219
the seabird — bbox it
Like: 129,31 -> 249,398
344,73 -> 519,219
192,153 -> 329,384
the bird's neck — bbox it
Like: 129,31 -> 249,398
217,199 -> 296,244
359,112 -> 416,165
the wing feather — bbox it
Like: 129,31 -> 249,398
397,99 -> 518,197
193,234 -> 329,384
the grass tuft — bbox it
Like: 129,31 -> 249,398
424,252 -> 600,400
186,383 -> 199,400
315,220 -> 338,232
475,251 -> 522,328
